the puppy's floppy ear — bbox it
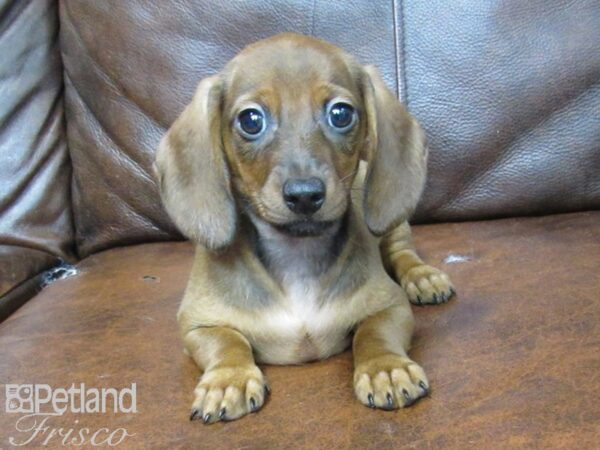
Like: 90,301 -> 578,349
360,65 -> 428,236
154,75 -> 236,250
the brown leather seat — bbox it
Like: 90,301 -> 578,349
1,1 -> 599,448
1,212 -> 598,448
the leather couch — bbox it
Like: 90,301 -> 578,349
1,1 -> 598,448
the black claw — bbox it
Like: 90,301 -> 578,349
250,397 -> 257,412
450,288 -> 456,297
367,393 -> 375,408
190,409 -> 200,421
219,407 -> 227,420
386,392 -> 394,409
202,413 -> 211,424
416,295 -> 423,305
402,388 -> 415,406
432,293 -> 438,303
264,385 -> 271,396
419,381 -> 429,395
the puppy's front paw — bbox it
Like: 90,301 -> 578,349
400,264 -> 455,305
189,364 -> 269,424
354,354 -> 429,410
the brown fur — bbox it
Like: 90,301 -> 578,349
155,33 -> 454,424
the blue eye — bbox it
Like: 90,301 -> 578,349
237,108 -> 266,139
327,102 -> 356,131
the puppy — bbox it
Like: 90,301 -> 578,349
154,33 -> 454,424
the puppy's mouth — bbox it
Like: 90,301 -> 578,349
272,219 -> 336,237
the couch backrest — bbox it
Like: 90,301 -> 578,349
18,0 -> 600,260
404,0 -> 600,223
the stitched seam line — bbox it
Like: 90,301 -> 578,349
393,0 -> 408,104
309,0 -> 317,36
392,0 -> 401,100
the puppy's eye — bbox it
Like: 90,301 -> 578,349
236,107 -> 266,139
327,102 -> 356,132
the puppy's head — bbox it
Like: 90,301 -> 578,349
155,33 -> 427,250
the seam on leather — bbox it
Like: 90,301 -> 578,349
58,2 -> 81,262
393,0 -> 408,105
309,0 -> 317,36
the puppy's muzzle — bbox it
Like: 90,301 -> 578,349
282,177 -> 326,215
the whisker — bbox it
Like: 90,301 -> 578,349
338,169 -> 358,183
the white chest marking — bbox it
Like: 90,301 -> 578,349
256,278 -> 350,364
248,216 -> 351,363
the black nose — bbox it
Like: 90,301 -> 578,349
282,177 -> 326,215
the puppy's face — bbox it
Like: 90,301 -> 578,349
155,33 -> 427,250
221,38 -> 365,237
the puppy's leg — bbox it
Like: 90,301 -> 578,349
381,221 -> 454,305
184,327 -> 268,424
353,303 -> 429,409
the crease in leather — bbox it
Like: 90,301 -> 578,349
1,95 -> 65,211
0,0 -> 31,36
63,72 -> 158,190
0,270 -> 46,322
0,0 -> 75,297
0,244 -> 60,297
61,2 -> 166,130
